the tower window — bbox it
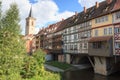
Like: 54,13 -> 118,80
27,21 -> 29,26
32,21 -> 34,26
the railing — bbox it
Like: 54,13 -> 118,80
64,49 -> 88,54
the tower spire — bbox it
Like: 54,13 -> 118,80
25,5 -> 36,35
29,5 -> 32,17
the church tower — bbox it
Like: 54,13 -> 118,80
25,6 -> 36,35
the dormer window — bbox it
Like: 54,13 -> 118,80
116,11 -> 120,19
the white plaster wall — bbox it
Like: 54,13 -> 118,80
113,11 -> 120,23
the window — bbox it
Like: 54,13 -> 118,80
89,21 -> 92,25
32,21 -> 34,26
64,30 -> 67,33
108,27 -> 112,34
68,28 -> 71,33
95,16 -> 108,23
93,42 -> 102,49
105,16 -> 108,21
74,34 -> 77,40
64,45 -> 67,50
71,35 -> 74,40
95,30 -> 98,36
80,44 -> 82,49
64,36 -> 67,41
115,43 -> 120,48
73,26 -> 76,32
104,28 -> 107,35
87,31 -> 91,37
68,44 -> 70,50
27,21 -> 29,26
101,17 -> 104,22
84,43 -> 87,49
78,33 -> 81,39
70,44 -> 73,50
74,44 -> 77,50
116,11 -> 120,19
84,32 -> 87,37
115,27 -> 120,33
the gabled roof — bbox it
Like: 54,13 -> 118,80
37,0 -> 120,34
112,0 -> 120,11
57,0 -> 118,29
68,0 -> 117,27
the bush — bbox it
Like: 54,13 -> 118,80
21,49 -> 61,80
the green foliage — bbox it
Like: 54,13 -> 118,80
32,49 -> 60,80
21,55 -> 39,78
2,2 -> 20,34
0,2 -> 25,80
21,49 -> 60,80
0,1 -> 60,80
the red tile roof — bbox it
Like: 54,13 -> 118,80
89,36 -> 112,42
112,0 -> 120,11
38,0 -> 120,34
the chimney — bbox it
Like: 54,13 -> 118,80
62,18 -> 64,21
106,0 -> 112,4
39,28 -> 41,31
84,6 -> 87,13
75,11 -> 78,16
96,2 -> 99,8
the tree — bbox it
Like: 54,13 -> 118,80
0,2 -> 25,80
0,1 -> 60,80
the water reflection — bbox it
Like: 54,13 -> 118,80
62,68 -> 120,80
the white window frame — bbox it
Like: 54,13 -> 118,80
116,11 -> 120,20
108,27 -> 112,34
104,28 -> 107,35
115,43 -> 120,48
115,27 -> 120,33
95,15 -> 108,23
95,29 -> 98,36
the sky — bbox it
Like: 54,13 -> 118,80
1,0 -> 104,34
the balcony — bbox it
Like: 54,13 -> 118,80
88,36 -> 113,56
44,49 -> 63,54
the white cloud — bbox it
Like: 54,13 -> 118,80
1,0 -> 74,34
78,0 -> 105,8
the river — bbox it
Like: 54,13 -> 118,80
62,68 -> 120,80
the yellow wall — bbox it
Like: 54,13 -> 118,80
92,14 -> 112,28
92,26 -> 113,37
91,14 -> 114,37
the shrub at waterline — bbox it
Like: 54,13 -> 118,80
21,49 -> 61,80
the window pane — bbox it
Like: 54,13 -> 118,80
116,11 -> 120,19
108,27 -> 112,34
104,28 -> 107,35
95,30 -> 98,36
